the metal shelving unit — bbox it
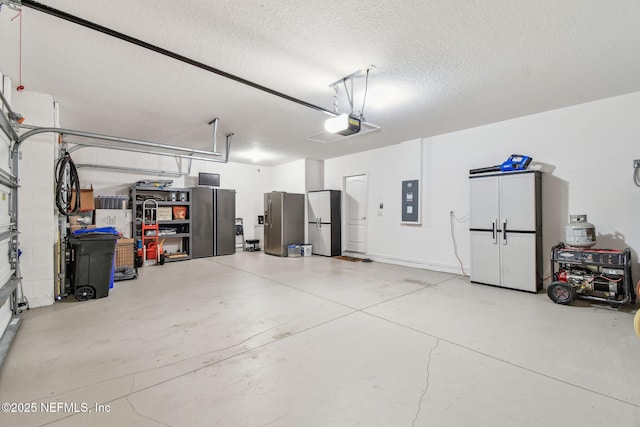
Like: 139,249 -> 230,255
130,186 -> 192,262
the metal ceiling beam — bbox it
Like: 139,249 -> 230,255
14,124 -> 233,163
19,0 -> 335,116
16,125 -> 223,157
75,163 -> 186,178
65,139 -> 230,164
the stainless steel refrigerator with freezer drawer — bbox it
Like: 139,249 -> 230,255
264,192 -> 304,256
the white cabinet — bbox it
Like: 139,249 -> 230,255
469,171 -> 542,292
308,223 -> 333,255
308,191 -> 332,224
307,190 -> 341,256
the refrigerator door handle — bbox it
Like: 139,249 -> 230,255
502,219 -> 508,244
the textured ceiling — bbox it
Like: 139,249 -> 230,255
1,0 -> 640,166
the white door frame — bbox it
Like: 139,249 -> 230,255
343,173 -> 367,254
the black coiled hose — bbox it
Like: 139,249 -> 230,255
55,151 -> 81,215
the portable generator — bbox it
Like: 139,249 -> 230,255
547,242 -> 636,308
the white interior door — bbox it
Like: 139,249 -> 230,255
344,174 -> 367,253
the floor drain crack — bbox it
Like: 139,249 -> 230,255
412,338 -> 440,426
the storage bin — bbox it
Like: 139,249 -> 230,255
300,244 -> 312,256
287,244 -> 301,257
98,195 -> 129,209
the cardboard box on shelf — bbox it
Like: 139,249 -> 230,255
172,206 -> 187,219
70,187 -> 95,212
95,209 -> 133,238
157,207 -> 172,221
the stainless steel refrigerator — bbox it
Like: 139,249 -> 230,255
192,187 -> 236,257
264,192 -> 304,256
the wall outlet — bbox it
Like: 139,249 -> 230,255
634,159 -> 640,169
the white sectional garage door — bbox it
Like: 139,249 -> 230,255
0,75 -> 22,366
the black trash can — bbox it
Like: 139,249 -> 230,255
68,231 -> 118,301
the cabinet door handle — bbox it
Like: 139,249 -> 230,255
502,219 -> 508,244
492,220 -> 497,244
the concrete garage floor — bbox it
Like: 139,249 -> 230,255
1,252 -> 639,426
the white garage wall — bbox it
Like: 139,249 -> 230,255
11,91 -> 57,308
325,91 -> 640,280
270,159 -> 306,193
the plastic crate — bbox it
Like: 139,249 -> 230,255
98,195 -> 129,209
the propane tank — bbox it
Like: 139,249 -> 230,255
564,214 -> 596,247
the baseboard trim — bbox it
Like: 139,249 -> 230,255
363,252 -> 469,276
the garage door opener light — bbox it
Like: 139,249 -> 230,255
324,67 -> 372,135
